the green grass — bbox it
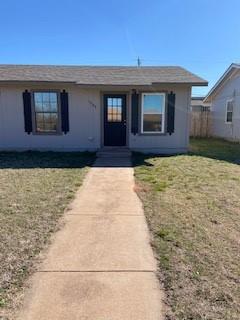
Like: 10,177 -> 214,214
0,152 -> 95,318
133,138 -> 240,320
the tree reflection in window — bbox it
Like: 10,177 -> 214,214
34,92 -> 59,133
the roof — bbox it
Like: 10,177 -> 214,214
191,96 -> 211,107
191,97 -> 205,106
191,96 -> 205,101
204,63 -> 240,102
0,64 -> 207,86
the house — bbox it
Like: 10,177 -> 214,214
204,63 -> 240,141
0,65 -> 207,153
191,97 -> 210,112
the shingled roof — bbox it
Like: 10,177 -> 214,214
0,65 -> 207,86
204,63 -> 240,102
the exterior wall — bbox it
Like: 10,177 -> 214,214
128,85 -> 191,153
211,72 -> 240,141
0,84 -> 101,151
0,83 -> 191,153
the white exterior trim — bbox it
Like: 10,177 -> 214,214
225,99 -> 233,124
31,90 -> 62,135
204,63 -> 240,102
141,92 -> 165,134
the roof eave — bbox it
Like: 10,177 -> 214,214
152,81 -> 208,86
0,80 -> 208,87
76,81 -> 209,86
0,80 -> 76,84
204,63 -> 240,102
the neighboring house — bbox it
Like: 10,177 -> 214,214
191,97 -> 210,112
204,63 -> 240,141
0,65 -> 207,153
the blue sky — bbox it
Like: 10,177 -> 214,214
1,0 -> 240,96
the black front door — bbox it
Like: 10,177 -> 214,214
104,94 -> 126,146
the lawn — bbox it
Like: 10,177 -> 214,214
0,152 -> 94,319
133,138 -> 240,320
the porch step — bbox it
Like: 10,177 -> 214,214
97,147 -> 132,158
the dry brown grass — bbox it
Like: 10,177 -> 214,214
0,152 -> 94,319
133,138 -> 240,320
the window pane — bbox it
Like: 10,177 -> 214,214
36,112 -> 58,132
112,106 -> 117,121
107,97 -> 122,122
112,98 -> 117,107
227,101 -> 233,112
49,101 -> 58,112
107,104 -> 113,121
34,92 -> 58,112
35,113 -> 44,132
143,114 -> 162,132
142,93 -> 165,132
34,93 -> 42,112
227,112 -> 233,122
34,92 -> 42,103
117,105 -> 122,121
35,101 -> 43,112
50,92 -> 57,103
42,92 -> 50,103
44,113 -> 57,131
117,98 -> 122,106
143,94 -> 164,114
42,101 -> 50,112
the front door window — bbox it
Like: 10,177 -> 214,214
107,98 -> 122,122
104,95 -> 126,146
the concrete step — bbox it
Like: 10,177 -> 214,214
97,148 -> 132,158
97,152 -> 132,158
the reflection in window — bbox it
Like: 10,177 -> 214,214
107,98 -> 122,122
33,92 -> 59,132
141,93 -> 165,133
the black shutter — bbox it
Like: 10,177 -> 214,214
131,92 -> 139,135
22,90 -> 32,134
61,90 -> 69,134
167,91 -> 176,135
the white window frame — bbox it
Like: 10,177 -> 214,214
225,99 -> 233,124
32,90 -> 62,135
141,92 -> 165,134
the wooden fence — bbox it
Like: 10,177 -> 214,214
190,109 -> 212,137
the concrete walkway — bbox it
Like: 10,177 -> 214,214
17,157 -> 164,320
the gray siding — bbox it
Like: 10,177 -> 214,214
211,72 -> 240,140
0,84 -> 101,151
0,83 -> 191,153
129,85 -> 191,153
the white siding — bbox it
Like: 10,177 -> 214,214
211,72 -> 240,140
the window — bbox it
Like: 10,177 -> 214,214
33,92 -> 59,133
107,97 -> 122,122
226,99 -> 233,123
141,93 -> 165,133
